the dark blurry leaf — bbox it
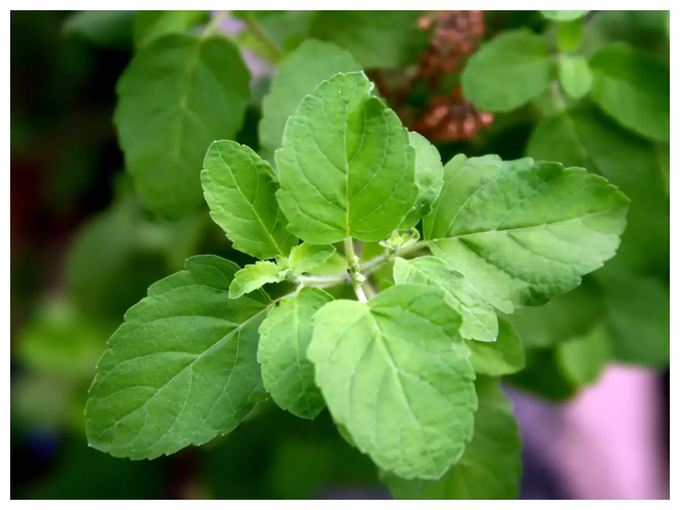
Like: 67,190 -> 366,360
384,378 -> 521,499
541,11 -> 588,22
590,43 -> 669,142
63,11 -> 135,49
468,319 -> 525,376
310,11 -> 428,69
581,11 -> 670,58
133,10 -> 209,48
16,298 -> 110,378
115,33 -> 250,219
462,29 -> 552,112
504,276 -> 605,348
12,374 -> 79,429
234,11 -> 315,60
259,39 -> 361,162
507,347 -> 578,401
268,439 -> 335,498
85,255 -> 270,459
599,270 -> 669,367
557,323 -> 610,386
527,105 -> 669,275
558,55 -> 592,99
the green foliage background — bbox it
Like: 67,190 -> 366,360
11,10 -> 668,499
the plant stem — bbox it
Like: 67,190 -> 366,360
203,11 -> 228,38
241,13 -> 283,63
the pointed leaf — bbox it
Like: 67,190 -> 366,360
462,29 -> 552,112
424,155 -> 629,313
115,34 -> 250,219
467,319 -> 525,376
229,261 -> 283,299
259,39 -> 361,162
257,287 -> 333,418
393,256 -> 497,342
558,54 -> 592,99
275,71 -> 418,243
590,43 -> 669,142
400,132 -> 445,229
202,140 -> 297,259
557,323 -> 610,386
289,243 -> 336,275
384,377 -> 521,499
85,255 -> 270,459
307,284 -> 477,480
133,10 -> 208,48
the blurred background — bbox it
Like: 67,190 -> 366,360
10,10 -> 669,499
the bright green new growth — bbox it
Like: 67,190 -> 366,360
88,64 -> 630,497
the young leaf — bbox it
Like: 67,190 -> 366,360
424,155 -> 629,313
257,287 -> 333,419
289,243 -> 336,275
307,284 -> 477,480
557,323 -> 610,386
115,34 -> 250,219
558,54 -> 592,100
467,319 -> 525,376
384,377 -> 521,499
276,72 -> 418,243
229,261 -> 283,299
589,43 -> 669,142
202,140 -> 297,259
462,29 -> 552,112
309,11 -> 428,69
63,11 -> 135,49
400,132 -> 445,229
133,10 -> 208,48
85,255 -> 270,460
392,256 -> 497,342
259,39 -> 361,162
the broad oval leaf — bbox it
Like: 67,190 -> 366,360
85,255 -> 270,460
202,140 -> 297,259
557,323 -> 610,385
393,256 -> 497,342
115,34 -> 250,219
558,54 -> 592,100
259,39 -> 361,162
462,29 -> 552,112
307,284 -> 477,480
467,319 -> 525,376
400,132 -> 445,229
275,71 -> 418,244
424,154 -> 629,313
384,377 -> 521,499
590,43 -> 669,142
257,287 -> 333,418
229,261 -> 283,299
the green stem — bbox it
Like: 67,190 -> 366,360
203,11 -> 228,38
241,13 -> 283,63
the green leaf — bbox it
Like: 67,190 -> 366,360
507,347 -> 578,401
202,140 -> 298,259
133,10 -> 208,48
558,55 -> 592,99
85,255 -> 270,460
556,18 -> 584,53
424,154 -> 629,313
229,261 -> 283,299
309,11 -> 428,69
259,39 -> 361,162
589,43 -> 669,142
289,243 -> 336,275
468,319 -> 525,376
115,34 -> 250,219
557,324 -> 610,386
462,29 -> 553,112
599,270 -> 669,367
400,132 -> 445,229
541,10 -> 589,22
504,275 -> 605,348
257,287 -> 333,418
526,105 -> 668,275
276,72 -> 418,243
307,284 -> 477,480
392,256 -> 497,342
63,11 -> 135,49
384,377 -> 521,499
